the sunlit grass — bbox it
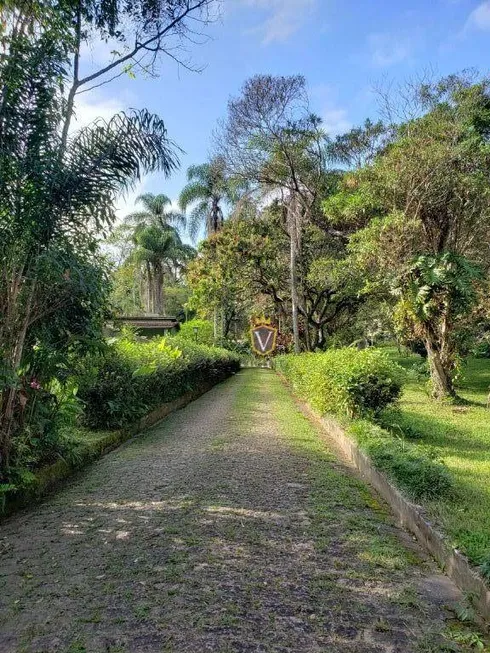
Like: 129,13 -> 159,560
384,347 -> 490,570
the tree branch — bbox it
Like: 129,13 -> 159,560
77,1 -> 210,91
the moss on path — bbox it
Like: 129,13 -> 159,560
0,369 -> 485,652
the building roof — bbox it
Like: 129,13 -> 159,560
114,316 -> 180,330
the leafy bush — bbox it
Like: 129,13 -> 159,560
276,348 -> 404,418
409,359 -> 430,380
377,413 -> 425,440
480,557 -> 490,580
176,319 -> 214,346
472,338 -> 490,359
276,348 -> 451,500
350,420 -> 453,500
77,336 -> 240,429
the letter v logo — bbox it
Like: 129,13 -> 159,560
254,329 -> 273,353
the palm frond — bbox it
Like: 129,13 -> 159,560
179,181 -> 209,211
186,163 -> 210,183
164,210 -> 187,229
188,200 -> 209,241
60,109 -> 180,234
136,193 -> 172,214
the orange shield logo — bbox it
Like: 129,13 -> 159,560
251,321 -> 277,356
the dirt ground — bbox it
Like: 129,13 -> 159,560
0,369 -> 482,652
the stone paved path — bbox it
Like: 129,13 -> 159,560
0,369 -> 475,652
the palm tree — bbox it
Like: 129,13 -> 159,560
123,194 -> 191,315
0,104 -> 180,468
131,224 -> 194,315
125,193 -> 186,232
179,156 -> 244,240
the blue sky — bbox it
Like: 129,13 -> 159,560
75,0 -> 489,227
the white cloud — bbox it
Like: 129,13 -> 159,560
311,84 -> 351,137
368,31 -> 413,67
114,183 -> 147,221
80,36 -> 126,68
464,1 -> 490,31
322,108 -> 351,137
71,91 -> 125,131
242,0 -> 317,44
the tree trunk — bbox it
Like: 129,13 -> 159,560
145,263 -> 152,314
152,277 -> 158,315
290,243 -> 300,353
288,205 -> 300,354
311,321 -> 324,351
153,266 -> 164,315
0,273 -> 37,475
213,306 -> 219,344
425,338 -> 455,399
303,314 -> 311,351
210,196 -> 221,234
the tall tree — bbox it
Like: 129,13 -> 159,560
217,75 -> 328,352
130,224 -> 194,315
179,157 -> 242,240
60,0 -> 217,146
119,194 -> 191,314
187,210 -> 363,349
325,74 -> 490,398
0,0 -> 217,477
125,193 -> 186,231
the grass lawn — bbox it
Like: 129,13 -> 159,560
385,347 -> 490,573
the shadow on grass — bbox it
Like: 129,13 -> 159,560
0,368 -> 483,652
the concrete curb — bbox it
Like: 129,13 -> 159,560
2,376 -> 229,519
279,376 -> 490,625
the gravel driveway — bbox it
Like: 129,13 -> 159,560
0,369 -> 478,652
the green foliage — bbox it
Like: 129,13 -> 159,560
163,284 -> 192,322
322,176 -> 382,229
278,345 -> 451,500
3,248 -> 111,484
186,211 -> 362,348
23,245 -> 112,386
326,74 -> 490,398
380,348 -> 490,568
276,348 -> 403,418
0,7 -> 180,481
473,338 -> 490,359
6,377 -> 88,492
125,193 -> 185,230
393,252 -> 483,396
175,319 -> 214,346
396,253 -> 481,329
112,194 -> 194,316
179,157 -> 245,239
350,421 -> 453,500
110,260 -> 144,315
77,336 -> 240,429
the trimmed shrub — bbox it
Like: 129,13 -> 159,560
276,348 -> 452,500
276,348 -> 404,418
77,336 -> 240,429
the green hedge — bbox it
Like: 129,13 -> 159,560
176,319 -> 215,346
275,348 -> 403,418
276,347 -> 452,500
77,336 -> 240,429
